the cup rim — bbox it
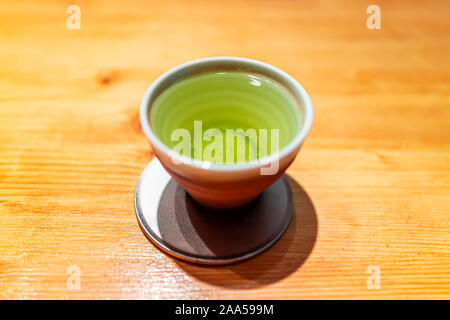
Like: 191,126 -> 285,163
140,56 -> 313,171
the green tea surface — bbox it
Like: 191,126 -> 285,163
150,71 -> 301,163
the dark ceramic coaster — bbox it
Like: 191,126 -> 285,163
134,159 -> 293,265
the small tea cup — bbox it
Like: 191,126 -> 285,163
140,57 -> 313,209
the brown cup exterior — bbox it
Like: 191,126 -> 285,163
151,142 -> 303,209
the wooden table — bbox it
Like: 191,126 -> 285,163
0,0 -> 449,299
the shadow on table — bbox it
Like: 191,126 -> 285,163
174,175 -> 317,289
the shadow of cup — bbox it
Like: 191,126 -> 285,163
169,175 -> 317,289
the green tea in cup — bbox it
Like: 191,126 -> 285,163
140,57 -> 313,208
150,71 -> 301,164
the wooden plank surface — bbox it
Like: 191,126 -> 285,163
0,0 -> 449,299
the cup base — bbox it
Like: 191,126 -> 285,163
134,159 -> 294,265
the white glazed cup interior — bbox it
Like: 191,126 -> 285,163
140,56 -> 313,171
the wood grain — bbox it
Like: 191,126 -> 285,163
0,0 -> 449,299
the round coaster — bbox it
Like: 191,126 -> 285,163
134,159 -> 293,265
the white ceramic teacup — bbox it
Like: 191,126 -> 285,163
140,57 -> 313,208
